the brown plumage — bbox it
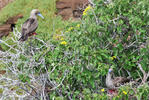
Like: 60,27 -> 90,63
19,9 -> 44,41
106,68 -> 131,89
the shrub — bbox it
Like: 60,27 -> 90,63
0,0 -> 149,99
46,0 -> 149,99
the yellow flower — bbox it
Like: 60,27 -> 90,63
83,12 -> 87,16
101,88 -> 104,92
123,91 -> 127,95
76,24 -> 80,28
113,56 -> 116,59
110,56 -> 116,60
60,41 -> 67,45
83,5 -> 92,16
68,27 -> 73,32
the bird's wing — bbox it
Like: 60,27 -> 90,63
113,77 -> 130,87
21,18 -> 38,36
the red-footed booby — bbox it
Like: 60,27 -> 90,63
19,9 -> 44,41
106,68 -> 131,94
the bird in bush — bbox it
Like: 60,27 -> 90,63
106,68 -> 131,94
19,9 -> 44,41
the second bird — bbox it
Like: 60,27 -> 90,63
19,9 -> 44,41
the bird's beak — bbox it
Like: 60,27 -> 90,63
37,12 -> 44,19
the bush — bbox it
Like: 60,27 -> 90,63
0,0 -> 149,99
46,0 -> 149,99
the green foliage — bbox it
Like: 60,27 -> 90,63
92,0 -> 149,76
44,0 -> 149,99
1,0 -> 149,99
18,74 -> 31,83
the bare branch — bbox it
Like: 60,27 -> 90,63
137,63 -> 149,84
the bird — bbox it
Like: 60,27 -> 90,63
106,68 -> 115,89
106,68 -> 131,94
19,9 -> 44,41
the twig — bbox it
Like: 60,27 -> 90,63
50,70 -> 69,90
137,63 -> 149,84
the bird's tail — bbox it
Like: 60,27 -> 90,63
18,35 -> 28,41
19,28 -> 28,41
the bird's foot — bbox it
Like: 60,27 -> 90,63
108,89 -> 118,95
32,32 -> 37,35
29,32 -> 37,36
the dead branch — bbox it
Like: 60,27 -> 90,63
0,28 -> 68,100
137,63 -> 149,84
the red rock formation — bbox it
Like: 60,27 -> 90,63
56,0 -> 89,20
0,14 -> 23,38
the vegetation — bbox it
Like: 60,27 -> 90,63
0,0 -> 65,41
0,0 -> 149,99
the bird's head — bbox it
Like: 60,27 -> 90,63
30,9 -> 44,19
108,68 -> 113,73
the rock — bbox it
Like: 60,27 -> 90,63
5,14 -> 23,24
0,0 -> 23,38
0,14 -> 23,38
56,0 -> 89,20
0,24 -> 11,38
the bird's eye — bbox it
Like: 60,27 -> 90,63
35,12 -> 37,14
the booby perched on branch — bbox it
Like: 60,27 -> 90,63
19,9 -> 44,41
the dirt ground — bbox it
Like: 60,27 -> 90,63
56,0 -> 89,20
